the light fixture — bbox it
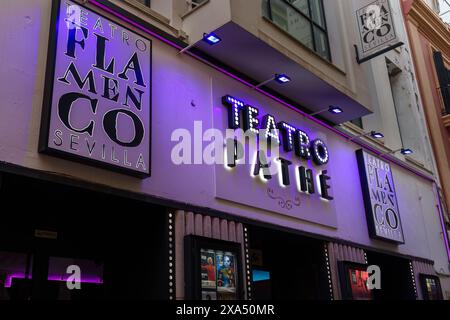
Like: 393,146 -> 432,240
401,148 -> 413,155
371,131 -> 384,139
381,147 -> 414,156
251,73 -> 291,90
203,32 -> 221,45
274,74 -> 291,84
328,106 -> 343,114
348,130 -> 384,141
309,106 -> 344,117
178,31 -> 222,54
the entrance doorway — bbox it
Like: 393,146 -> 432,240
366,251 -> 416,300
248,226 -> 329,300
0,172 -> 168,300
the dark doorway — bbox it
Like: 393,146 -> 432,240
366,251 -> 416,300
0,172 -> 168,300
249,226 -> 328,300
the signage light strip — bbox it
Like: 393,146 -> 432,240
168,212 -> 175,300
87,0 -> 434,183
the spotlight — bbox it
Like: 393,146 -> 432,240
309,106 -> 344,117
203,32 -> 221,45
401,148 -> 413,155
251,73 -> 291,90
274,74 -> 291,84
348,130 -> 384,142
370,131 -> 384,139
328,106 -> 343,114
381,147 -> 414,156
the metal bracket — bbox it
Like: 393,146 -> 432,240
354,42 -> 404,64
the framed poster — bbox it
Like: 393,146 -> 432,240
185,235 -> 243,300
201,249 -> 217,290
419,274 -> 443,300
338,261 -> 373,300
40,0 -> 152,178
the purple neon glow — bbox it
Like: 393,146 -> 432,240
5,274 -> 103,287
47,275 -> 103,284
87,0 -> 434,183
5,273 -> 26,288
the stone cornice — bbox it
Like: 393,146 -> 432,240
405,0 -> 450,56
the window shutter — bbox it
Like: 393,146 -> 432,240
433,51 -> 450,114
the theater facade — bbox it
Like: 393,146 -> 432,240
0,0 -> 448,300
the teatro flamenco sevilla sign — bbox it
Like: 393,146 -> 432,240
39,0 -> 151,177
356,149 -> 404,243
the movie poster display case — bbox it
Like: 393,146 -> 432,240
184,235 -> 243,300
419,274 -> 443,300
338,261 -> 373,300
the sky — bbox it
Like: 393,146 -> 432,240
440,0 -> 450,23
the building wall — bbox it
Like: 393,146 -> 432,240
339,3 -> 450,294
350,0 -> 436,170
0,0 -> 447,259
402,0 -> 450,298
403,0 -> 450,228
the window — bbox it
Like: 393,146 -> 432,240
263,0 -> 330,61
433,51 -> 450,115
